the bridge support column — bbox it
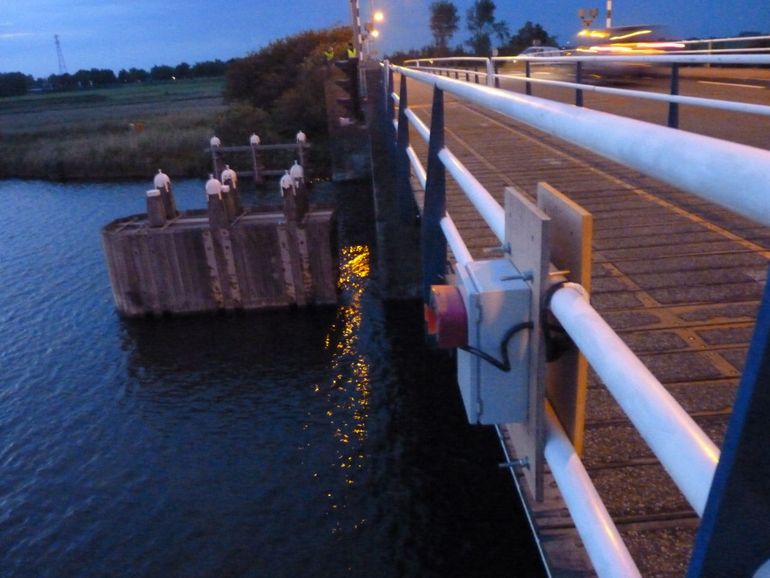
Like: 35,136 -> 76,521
367,65 -> 421,300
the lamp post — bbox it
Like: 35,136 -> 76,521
349,0 -> 362,59
606,0 -> 612,28
364,10 -> 384,59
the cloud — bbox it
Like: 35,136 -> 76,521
0,32 -> 35,39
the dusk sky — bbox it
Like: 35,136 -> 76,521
2,0 -> 769,78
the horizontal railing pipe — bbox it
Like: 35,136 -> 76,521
404,108 -> 431,143
544,403 -> 642,578
494,73 -> 770,117
405,56 -> 490,66
549,283 -> 719,516
394,65 -> 770,230
440,214 -> 473,267
493,53 -> 770,66
406,146 -> 427,189
437,147 -> 505,243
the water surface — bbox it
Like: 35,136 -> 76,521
0,179 -> 544,577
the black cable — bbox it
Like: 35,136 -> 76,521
459,321 -> 534,372
542,280 -> 573,362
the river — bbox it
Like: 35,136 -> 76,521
0,178 -> 544,577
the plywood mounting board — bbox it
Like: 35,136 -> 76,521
504,186 -> 550,501
537,182 -> 592,456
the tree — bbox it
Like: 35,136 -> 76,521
223,25 -> 352,173
225,26 -> 350,110
466,0 -> 509,55
500,21 -> 558,55
191,59 -> 228,78
174,62 -> 192,79
429,1 -> 460,55
150,65 -> 175,81
0,72 -> 29,97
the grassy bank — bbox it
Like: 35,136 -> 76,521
0,78 -> 225,180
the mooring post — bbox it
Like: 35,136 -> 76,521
153,169 -> 177,219
209,136 -> 226,178
421,86 -> 447,302
290,160 -> 308,221
249,133 -> 264,186
280,171 -> 298,223
220,186 -> 238,222
146,189 -> 167,227
220,165 -> 242,217
205,176 -> 229,229
296,131 -> 308,170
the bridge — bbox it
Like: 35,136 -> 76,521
351,43 -> 770,578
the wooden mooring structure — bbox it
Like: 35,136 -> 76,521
102,155 -> 337,317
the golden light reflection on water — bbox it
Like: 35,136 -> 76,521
314,245 -> 372,534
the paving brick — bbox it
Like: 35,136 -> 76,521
639,350 -> 725,382
695,325 -> 755,346
648,282 -> 763,305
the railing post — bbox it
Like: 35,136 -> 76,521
525,61 -> 532,96
668,63 -> 680,128
494,60 -> 500,88
575,61 -> 584,107
421,86 -> 447,301
396,74 -> 414,222
485,58 -> 495,87
687,271 -> 770,577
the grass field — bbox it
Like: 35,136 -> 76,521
0,78 -> 226,180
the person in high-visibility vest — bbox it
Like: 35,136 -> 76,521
344,42 -> 361,121
324,46 -> 334,61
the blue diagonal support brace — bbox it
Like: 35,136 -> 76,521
687,267 -> 770,577
395,74 -> 415,222
421,86 -> 447,302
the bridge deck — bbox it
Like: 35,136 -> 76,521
403,79 -> 768,576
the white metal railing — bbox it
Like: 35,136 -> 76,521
405,52 -> 770,126
398,66 -> 770,229
387,55 -> 770,576
676,33 -> 770,54
550,284 -> 719,515
391,70 -> 639,574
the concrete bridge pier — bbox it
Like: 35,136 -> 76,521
363,65 -> 422,301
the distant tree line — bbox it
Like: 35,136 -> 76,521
0,59 -> 230,97
388,0 -> 558,61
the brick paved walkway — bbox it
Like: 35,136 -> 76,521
402,78 -> 769,576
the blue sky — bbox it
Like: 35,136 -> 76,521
2,0 -> 769,78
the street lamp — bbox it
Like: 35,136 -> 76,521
363,8 -> 384,59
